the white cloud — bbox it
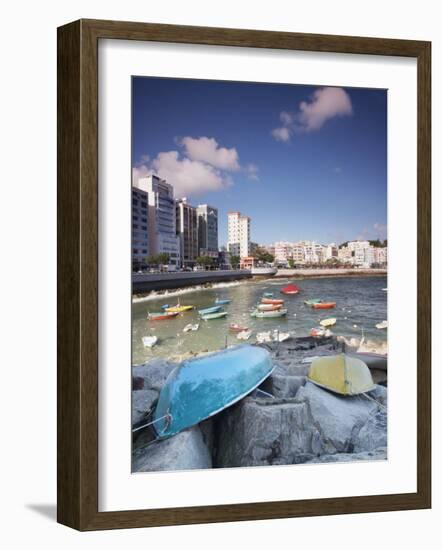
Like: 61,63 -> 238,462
180,136 -> 240,171
272,87 -> 353,142
271,127 -> 291,142
245,163 -> 259,181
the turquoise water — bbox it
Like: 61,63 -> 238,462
132,276 -> 387,364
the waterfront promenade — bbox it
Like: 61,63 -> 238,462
275,268 -> 387,279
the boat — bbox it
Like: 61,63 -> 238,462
280,284 -> 300,295
152,345 -> 274,438
165,304 -> 194,313
142,335 -> 158,348
312,302 -> 336,309
304,299 -> 322,306
160,304 -> 170,310
319,317 -> 337,327
229,323 -> 249,333
310,327 -> 332,338
347,352 -> 387,372
183,323 -> 199,333
237,330 -> 252,340
307,354 -> 375,395
263,292 -> 274,298
201,311 -> 228,321
256,331 -> 272,343
375,320 -> 388,329
272,330 -> 291,342
148,311 -> 179,321
257,303 -> 282,311
261,298 -> 284,305
251,308 -> 288,318
198,305 -> 222,315
215,298 -> 231,305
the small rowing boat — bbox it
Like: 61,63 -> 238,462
312,302 -> 336,310
319,317 -> 336,327
261,298 -> 284,305
257,303 -> 282,311
198,305 -> 222,315
165,304 -> 194,313
148,311 -> 179,321
263,292 -> 274,298
142,335 -> 158,348
237,330 -> 252,340
183,323 -> 199,333
256,331 -> 272,343
280,284 -> 300,295
273,330 -> 291,342
229,323 -> 249,333
215,298 -> 231,305
310,327 -> 332,338
152,345 -> 274,438
251,308 -> 288,318
201,311 -> 228,321
375,320 -> 388,329
304,299 -> 322,306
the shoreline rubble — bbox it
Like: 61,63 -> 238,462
132,335 -> 387,472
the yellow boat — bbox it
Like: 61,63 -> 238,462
308,354 -> 375,395
319,317 -> 336,327
164,304 -> 194,313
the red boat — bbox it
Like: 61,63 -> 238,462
148,311 -> 179,321
229,323 -> 249,333
312,302 -> 336,310
280,284 -> 300,295
261,298 -> 284,305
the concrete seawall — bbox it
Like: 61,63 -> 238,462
275,268 -> 387,279
132,270 -> 252,294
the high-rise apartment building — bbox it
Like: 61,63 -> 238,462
197,204 -> 219,259
227,211 -> 251,258
176,198 -> 198,268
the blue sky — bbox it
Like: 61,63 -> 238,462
132,77 -> 387,247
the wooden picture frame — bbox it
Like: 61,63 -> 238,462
57,19 -> 431,531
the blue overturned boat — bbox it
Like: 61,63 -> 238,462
215,298 -> 231,305
152,345 -> 274,438
198,305 -> 222,315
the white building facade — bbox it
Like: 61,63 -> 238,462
228,211 -> 251,258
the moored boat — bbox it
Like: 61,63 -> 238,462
152,345 -> 274,437
201,311 -> 228,320
312,302 -> 336,310
165,304 -> 194,313
375,320 -> 388,329
148,311 -> 179,321
280,284 -> 300,295
257,303 -> 282,311
251,308 -> 288,318
310,327 -> 332,338
263,292 -> 274,298
261,298 -> 284,305
215,298 -> 231,305
198,305 -> 222,315
142,335 -> 158,348
304,299 -> 322,306
319,317 -> 337,327
237,330 -> 252,340
229,323 -> 249,333
183,323 -> 199,333
307,354 -> 375,395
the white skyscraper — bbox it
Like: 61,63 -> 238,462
135,174 -> 180,266
228,211 -> 251,258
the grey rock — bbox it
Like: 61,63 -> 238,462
132,426 -> 212,472
132,359 -> 176,391
367,384 -> 388,407
132,389 -> 158,426
352,409 -> 387,452
307,447 -> 387,463
261,374 -> 306,398
296,381 -> 378,453
215,397 -> 324,468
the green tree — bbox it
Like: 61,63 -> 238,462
230,255 -> 240,269
146,254 -> 159,266
157,252 -> 170,265
196,255 -> 214,268
288,258 -> 296,268
252,246 -> 275,264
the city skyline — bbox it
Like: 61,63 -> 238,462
133,77 -> 387,246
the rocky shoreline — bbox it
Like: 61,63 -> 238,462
132,336 -> 387,472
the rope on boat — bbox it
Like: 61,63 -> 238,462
132,413 -> 172,433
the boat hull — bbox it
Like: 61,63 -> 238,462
261,298 -> 284,305
148,312 -> 179,321
198,305 -> 222,315
153,345 -> 274,437
312,302 -> 336,309
252,308 -> 288,318
201,311 -> 228,320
